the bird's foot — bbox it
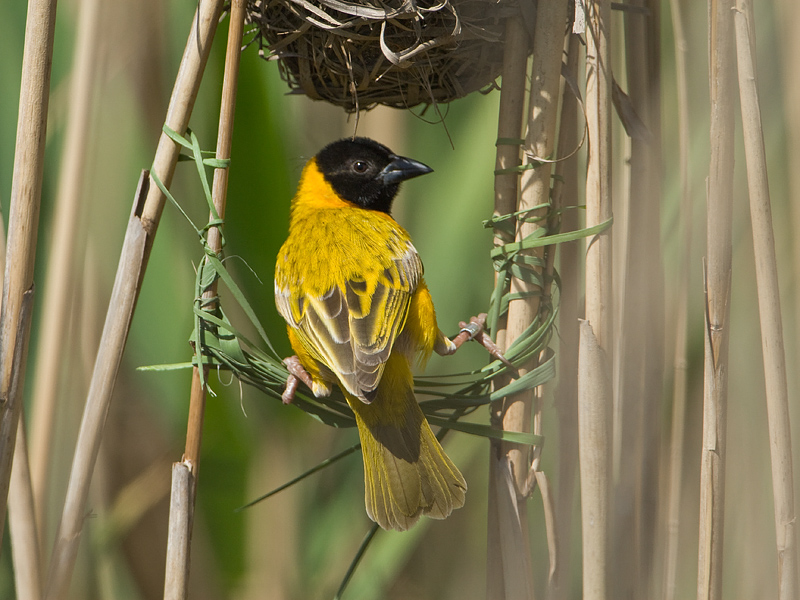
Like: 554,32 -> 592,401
449,313 -> 515,370
281,356 -> 332,404
282,356 -> 313,404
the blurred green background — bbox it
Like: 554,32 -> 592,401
1,0 -> 799,598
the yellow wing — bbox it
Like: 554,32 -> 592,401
275,242 -> 422,403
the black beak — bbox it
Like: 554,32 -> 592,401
378,155 -> 433,185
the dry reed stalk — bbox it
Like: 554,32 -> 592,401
164,462 -> 194,600
547,31 -> 581,600
45,173 -> 148,598
580,0 -> 613,598
163,3 -> 246,596
584,3 -> 613,347
2,157 -> 43,600
614,3 -> 664,596
697,0 -> 735,598
504,0 -> 568,489
90,435 -> 114,596
491,17 -> 528,350
775,2 -> 800,395
662,0 -> 692,597
491,3 -> 569,598
641,7 -> 665,589
0,202 -> 5,302
9,414 -> 42,600
28,0 -> 104,546
0,0 -> 58,546
577,320 -> 611,600
734,2 -> 798,596
487,16 -> 528,600
44,0 -> 225,596
533,227 -> 561,587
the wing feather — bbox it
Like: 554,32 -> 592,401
277,241 -> 422,402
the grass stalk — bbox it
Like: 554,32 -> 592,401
0,0 -> 58,546
547,31 -> 581,600
580,0 -> 613,598
163,2 -> 246,596
28,0 -> 104,547
487,16 -> 529,600
697,0 -> 736,598
9,412 -> 42,600
44,1 -> 225,596
662,0 -> 692,597
734,2 -> 798,596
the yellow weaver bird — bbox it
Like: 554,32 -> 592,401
275,138 -> 500,531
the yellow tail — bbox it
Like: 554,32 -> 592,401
345,354 -> 467,531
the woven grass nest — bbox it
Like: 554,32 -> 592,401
247,0 -> 519,111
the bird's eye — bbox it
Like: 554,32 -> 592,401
352,160 -> 368,173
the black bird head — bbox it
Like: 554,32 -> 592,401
315,137 -> 433,214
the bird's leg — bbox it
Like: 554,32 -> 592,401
439,313 -> 515,369
282,356 -> 333,404
282,356 -> 314,404
282,373 -> 300,405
